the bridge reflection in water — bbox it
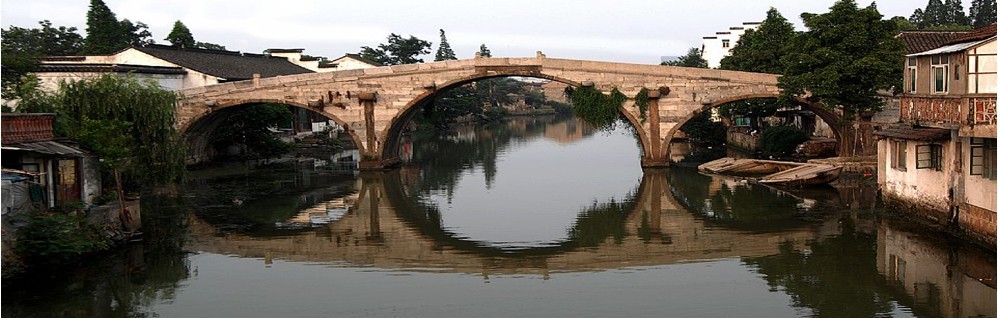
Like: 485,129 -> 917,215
192,169 -> 835,275
181,167 -> 995,317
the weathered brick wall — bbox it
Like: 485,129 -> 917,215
960,202 -> 997,246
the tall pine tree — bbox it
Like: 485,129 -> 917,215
970,0 -> 997,27
83,0 -> 153,53
83,0 -> 121,54
434,29 -> 456,61
477,44 -> 492,58
910,0 -> 973,29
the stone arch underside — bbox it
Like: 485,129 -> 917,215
180,99 -> 363,165
176,57 -> 782,168
662,93 -> 844,160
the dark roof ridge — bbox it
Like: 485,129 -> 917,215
139,43 -> 243,56
944,23 -> 997,45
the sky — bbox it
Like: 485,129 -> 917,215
1,0 -> 930,64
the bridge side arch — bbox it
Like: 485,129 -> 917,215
662,93 -> 842,159
180,98 -> 365,164
378,71 -> 654,163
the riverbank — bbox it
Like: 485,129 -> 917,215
1,199 -> 143,278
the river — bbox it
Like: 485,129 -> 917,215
3,115 -> 995,318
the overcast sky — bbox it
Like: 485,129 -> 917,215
2,0 -> 930,64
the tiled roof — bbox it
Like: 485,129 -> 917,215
1,113 -> 55,143
36,63 -> 187,75
134,44 -> 313,80
873,126 -> 951,141
944,23 -> 997,45
896,30 -> 970,53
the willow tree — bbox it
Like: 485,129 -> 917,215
17,75 -> 186,189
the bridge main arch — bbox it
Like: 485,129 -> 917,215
176,55 -> 784,168
378,71 -> 655,164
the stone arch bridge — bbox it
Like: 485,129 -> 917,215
177,55 -> 840,168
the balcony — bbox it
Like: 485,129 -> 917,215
900,95 -> 996,127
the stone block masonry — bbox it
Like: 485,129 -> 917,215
176,57 -> 802,169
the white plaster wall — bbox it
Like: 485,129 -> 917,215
880,139 -> 952,212
969,40 -> 996,94
701,24 -> 758,69
333,58 -> 378,71
702,38 -> 724,68
962,137 -> 997,211
104,49 -> 177,67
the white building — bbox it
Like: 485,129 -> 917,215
35,44 -> 314,91
701,22 -> 761,68
266,49 -> 382,73
875,24 -> 997,245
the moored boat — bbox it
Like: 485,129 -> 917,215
697,157 -> 843,186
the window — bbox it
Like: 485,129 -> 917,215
722,39 -> 730,48
916,144 -> 943,170
931,55 -> 949,94
970,138 -> 996,180
892,140 -> 907,171
907,57 -> 917,93
733,116 -> 751,127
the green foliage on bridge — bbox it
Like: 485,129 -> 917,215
568,86 -> 627,131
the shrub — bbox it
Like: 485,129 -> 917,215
760,126 -> 809,156
16,212 -> 110,264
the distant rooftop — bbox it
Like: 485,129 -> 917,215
133,44 -> 313,80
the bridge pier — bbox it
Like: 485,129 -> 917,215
640,88 -> 670,168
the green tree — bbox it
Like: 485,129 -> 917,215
779,0 -> 904,117
196,41 -> 226,50
660,47 -> 707,68
165,20 -> 195,48
970,0 -> 997,28
119,19 -> 153,46
16,75 -> 186,189
1,20 -> 84,97
478,44 -> 492,57
434,29 -> 457,61
83,0 -> 153,54
720,8 -> 796,74
359,33 -> 431,66
209,104 -> 293,159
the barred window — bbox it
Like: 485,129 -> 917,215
970,138 -> 996,180
916,144 -> 942,170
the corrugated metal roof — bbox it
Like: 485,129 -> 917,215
2,141 -> 86,157
907,38 -> 992,57
873,127 -> 951,141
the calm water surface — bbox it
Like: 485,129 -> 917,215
3,115 -> 995,318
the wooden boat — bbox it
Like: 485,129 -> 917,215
697,157 -> 843,186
